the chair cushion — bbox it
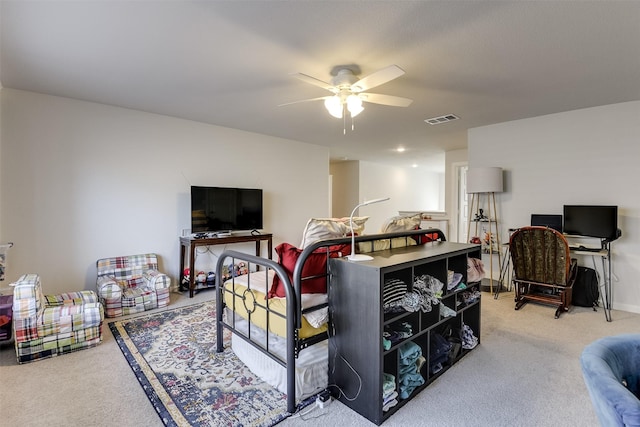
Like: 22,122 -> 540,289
38,300 -> 103,337
122,286 -> 158,313
44,291 -> 98,306
118,276 -> 145,289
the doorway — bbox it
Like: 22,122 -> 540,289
455,164 -> 469,243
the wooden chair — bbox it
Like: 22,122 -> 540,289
509,226 -> 578,318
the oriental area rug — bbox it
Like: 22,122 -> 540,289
109,301 -> 297,427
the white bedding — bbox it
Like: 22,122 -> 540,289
230,316 -> 328,401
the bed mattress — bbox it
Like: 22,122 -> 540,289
231,317 -> 328,401
223,270 -> 328,339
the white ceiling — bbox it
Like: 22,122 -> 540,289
2,1 -> 640,172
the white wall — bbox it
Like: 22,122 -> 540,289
469,100 -> 640,313
0,89 -> 330,294
330,160 -> 444,234
330,161 -> 360,219
358,161 -> 443,233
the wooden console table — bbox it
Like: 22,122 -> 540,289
179,233 -> 273,297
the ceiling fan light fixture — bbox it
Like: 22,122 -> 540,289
324,95 -> 343,118
291,64 -> 410,124
346,94 -> 364,117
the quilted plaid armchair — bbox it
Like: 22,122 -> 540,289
96,253 -> 170,317
12,274 -> 104,363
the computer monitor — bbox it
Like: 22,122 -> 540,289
530,214 -> 563,233
563,205 -> 619,241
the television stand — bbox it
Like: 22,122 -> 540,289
179,233 -> 273,297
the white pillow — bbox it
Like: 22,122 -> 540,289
380,213 -> 422,233
358,237 -> 417,253
300,216 -> 369,249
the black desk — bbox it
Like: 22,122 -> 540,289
179,233 -> 273,297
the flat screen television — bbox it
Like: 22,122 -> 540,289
563,205 -> 618,241
191,186 -> 263,233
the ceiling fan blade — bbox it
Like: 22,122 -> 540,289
351,65 -> 405,92
292,73 -> 336,92
360,93 -> 413,107
278,96 -> 331,107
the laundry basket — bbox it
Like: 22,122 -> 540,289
0,242 -> 14,342
0,294 -> 12,341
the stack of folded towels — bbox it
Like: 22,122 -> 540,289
382,373 -> 398,412
382,321 -> 413,350
398,341 -> 425,399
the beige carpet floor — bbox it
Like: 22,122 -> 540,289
1,289 -> 637,426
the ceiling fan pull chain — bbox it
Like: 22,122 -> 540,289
343,105 -> 347,135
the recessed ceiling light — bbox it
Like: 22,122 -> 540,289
397,147 -> 406,153
412,164 -> 418,168
424,114 -> 459,125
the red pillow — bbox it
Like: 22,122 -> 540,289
411,226 -> 438,245
268,242 -> 351,298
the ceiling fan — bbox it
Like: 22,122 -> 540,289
280,64 -> 413,130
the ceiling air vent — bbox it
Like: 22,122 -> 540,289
424,114 -> 459,125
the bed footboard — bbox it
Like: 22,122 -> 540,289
216,251 -> 302,413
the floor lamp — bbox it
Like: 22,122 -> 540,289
466,167 -> 503,294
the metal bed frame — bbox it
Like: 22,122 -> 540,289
215,228 -> 446,413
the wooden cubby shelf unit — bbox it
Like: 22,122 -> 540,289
328,241 -> 482,425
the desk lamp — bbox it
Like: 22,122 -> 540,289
348,197 -> 390,261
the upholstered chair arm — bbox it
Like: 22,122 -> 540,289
12,274 -> 44,344
96,276 -> 122,300
12,274 -> 42,321
143,269 -> 171,291
581,334 -> 640,425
